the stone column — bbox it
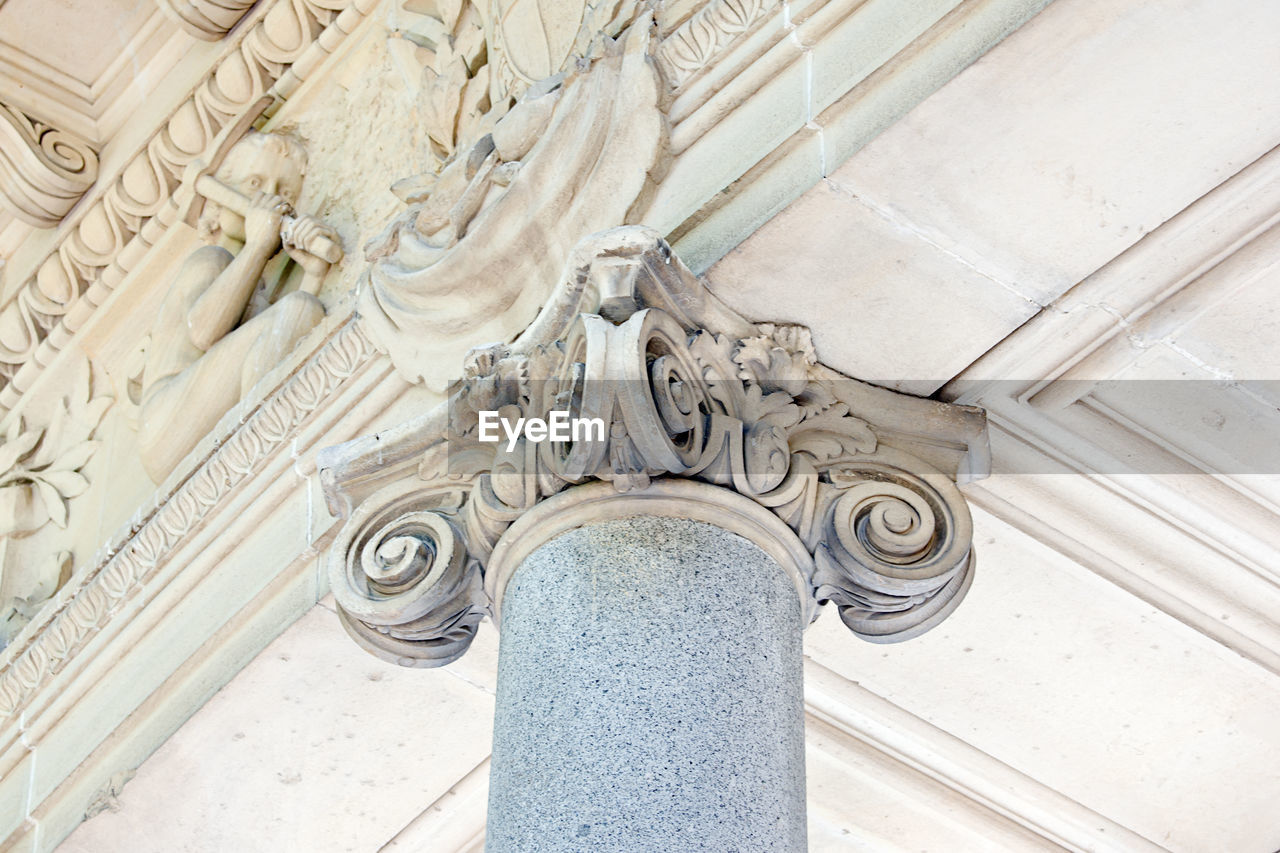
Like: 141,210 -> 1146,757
475,480 -> 819,852
320,229 -> 985,853
485,513 -> 807,852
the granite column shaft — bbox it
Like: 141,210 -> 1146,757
485,515 -> 809,853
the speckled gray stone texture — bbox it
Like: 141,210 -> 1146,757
485,516 -> 807,852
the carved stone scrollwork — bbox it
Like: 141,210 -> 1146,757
322,227 -> 989,665
330,481 -> 487,667
810,452 -> 975,642
0,105 -> 99,228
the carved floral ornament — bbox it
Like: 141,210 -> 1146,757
322,228 -> 989,667
0,355 -> 110,538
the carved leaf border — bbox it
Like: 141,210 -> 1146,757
656,0 -> 777,89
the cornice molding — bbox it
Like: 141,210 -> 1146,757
156,0 -> 257,41
322,227 -> 988,668
0,105 -> 99,228
0,7 -> 175,143
968,420 -> 1280,678
0,0 -> 381,416
943,144 -> 1280,676
656,0 -> 776,90
802,659 -> 1167,851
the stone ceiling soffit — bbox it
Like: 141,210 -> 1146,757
943,144 -> 1280,677
0,6 -> 175,143
658,0 -> 1056,273
321,226 -> 989,668
0,51 -> 97,141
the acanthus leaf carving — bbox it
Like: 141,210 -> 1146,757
0,353 -> 111,540
656,0 -> 775,89
322,227 -> 989,668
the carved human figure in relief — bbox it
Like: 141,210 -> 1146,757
138,131 -> 338,483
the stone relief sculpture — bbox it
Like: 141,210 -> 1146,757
0,353 -> 111,646
138,131 -> 342,483
0,0 -> 372,408
394,0 -> 641,168
321,228 -> 989,668
0,355 -> 110,538
360,15 -> 664,390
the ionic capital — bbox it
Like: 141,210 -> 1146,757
321,227 -> 989,666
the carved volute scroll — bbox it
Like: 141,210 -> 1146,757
0,105 -> 99,228
321,227 -> 989,667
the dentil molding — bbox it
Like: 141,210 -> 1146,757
321,227 -> 989,667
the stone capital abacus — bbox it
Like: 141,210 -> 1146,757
321,226 -> 989,667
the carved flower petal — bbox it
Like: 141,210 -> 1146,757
27,403 -> 69,469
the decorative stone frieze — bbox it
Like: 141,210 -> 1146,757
0,320 -> 373,716
139,129 -> 341,483
0,353 -> 112,645
322,227 -> 988,667
156,0 -> 257,41
0,0 -> 379,412
657,0 -> 777,89
0,105 -> 99,228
